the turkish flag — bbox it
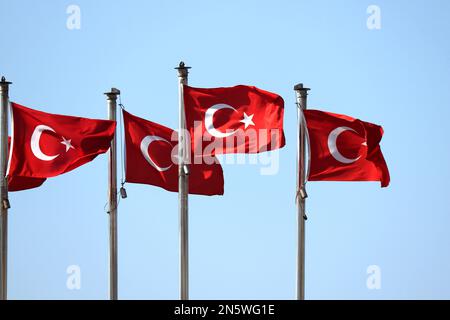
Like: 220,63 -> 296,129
184,85 -> 285,155
304,109 -> 390,187
7,137 -> 46,191
8,175 -> 46,192
123,110 -> 224,196
8,102 -> 116,180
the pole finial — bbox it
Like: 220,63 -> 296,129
0,76 -> 11,86
104,87 -> 120,99
175,61 -> 191,71
294,83 -> 310,91
175,61 -> 191,80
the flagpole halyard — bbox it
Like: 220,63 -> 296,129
294,83 -> 309,300
175,61 -> 190,300
105,88 -> 120,300
0,76 -> 11,301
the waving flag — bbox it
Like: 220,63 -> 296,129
184,85 -> 285,155
304,109 -> 390,187
123,110 -> 224,196
7,137 -> 46,191
7,102 -> 116,180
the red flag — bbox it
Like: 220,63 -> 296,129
8,175 -> 46,192
123,110 -> 224,196
304,109 -> 390,187
184,85 -> 285,155
7,137 -> 46,191
7,102 -> 116,180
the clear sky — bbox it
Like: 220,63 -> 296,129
1,0 -> 449,299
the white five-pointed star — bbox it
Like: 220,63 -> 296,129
239,112 -> 255,129
60,137 -> 75,152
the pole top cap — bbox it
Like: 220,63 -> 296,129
294,83 -> 310,91
104,87 -> 121,96
0,76 -> 12,85
175,61 -> 191,70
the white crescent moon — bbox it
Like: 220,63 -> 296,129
31,125 -> 60,161
327,126 -> 361,164
140,135 -> 173,172
205,104 -> 238,138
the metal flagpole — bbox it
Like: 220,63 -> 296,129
105,88 -> 120,300
0,77 -> 11,301
294,83 -> 309,300
175,61 -> 190,300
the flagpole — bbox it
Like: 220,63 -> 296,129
105,88 -> 120,300
175,61 -> 190,300
294,83 -> 309,300
0,77 -> 11,301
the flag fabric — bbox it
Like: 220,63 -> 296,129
8,175 -> 46,192
184,85 -> 285,155
303,109 -> 390,187
7,137 -> 46,191
123,110 -> 224,196
7,102 -> 116,181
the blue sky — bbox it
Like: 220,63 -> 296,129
1,0 -> 450,299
